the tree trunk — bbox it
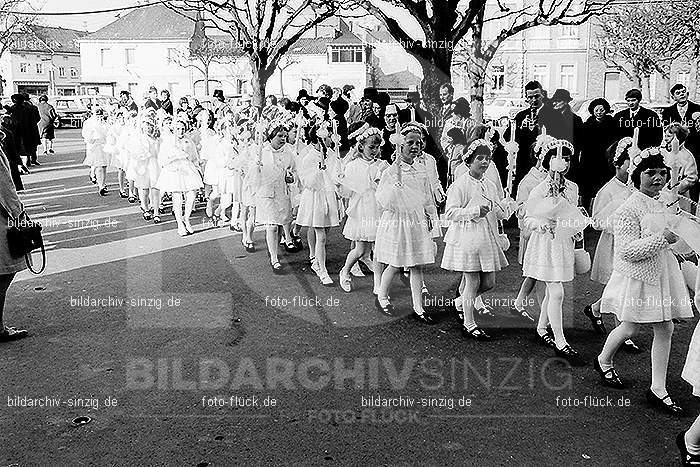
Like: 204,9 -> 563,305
660,73 -> 670,100
204,66 -> 210,96
642,74 -> 651,101
470,71 -> 486,124
418,47 -> 453,128
0,76 -> 4,96
250,65 -> 273,109
279,68 -> 284,97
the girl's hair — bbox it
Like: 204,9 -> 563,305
305,121 -> 330,159
630,152 -> 669,189
446,127 -> 467,146
400,122 -> 426,140
266,124 -> 289,142
463,138 -> 492,165
346,121 -> 367,147
174,119 -> 189,133
541,144 -> 574,171
665,122 -> 690,145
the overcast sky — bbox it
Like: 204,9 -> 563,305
30,0 -> 143,31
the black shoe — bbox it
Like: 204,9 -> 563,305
89,174 -> 97,184
99,187 -> 108,196
374,297 -> 394,316
461,326 -> 490,340
677,431 -> 700,466
284,242 -> 299,253
538,330 -> 556,349
646,389 -> 685,416
554,344 -> 587,367
271,261 -> 284,275
621,339 -> 643,353
32,160 -> 40,166
245,242 -> 255,253
583,304 -> 607,335
128,196 -> 136,203
292,235 -> 303,250
593,358 -> 625,389
413,310 -> 436,325
141,208 -> 153,221
508,306 -> 535,323
476,305 -> 496,319
119,190 -> 129,198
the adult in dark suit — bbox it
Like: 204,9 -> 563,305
144,86 -> 162,111
661,84 -> 700,128
160,89 -> 174,115
580,98 -> 618,210
0,115 -> 27,191
119,90 -> 138,114
548,89 -> 584,183
613,88 -> 662,150
398,90 -> 444,186
508,81 -> 561,190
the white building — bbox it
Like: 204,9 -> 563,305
0,26 -> 85,96
79,4 -> 370,101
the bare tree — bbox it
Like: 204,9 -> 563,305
276,54 -> 300,97
593,3 -> 693,98
0,0 -> 35,95
363,0 -> 612,131
166,0 -> 351,107
453,0 -> 611,123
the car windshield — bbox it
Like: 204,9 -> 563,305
56,100 -> 77,109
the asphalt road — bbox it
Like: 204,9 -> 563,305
0,129 -> 697,466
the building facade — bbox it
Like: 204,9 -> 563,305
0,26 -> 85,96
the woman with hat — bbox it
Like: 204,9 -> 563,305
297,89 -> 315,107
549,88 -> 584,184
581,97 -> 617,210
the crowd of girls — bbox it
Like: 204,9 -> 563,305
83,104 -> 700,459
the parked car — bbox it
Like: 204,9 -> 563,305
483,98 -> 526,123
52,95 -> 116,128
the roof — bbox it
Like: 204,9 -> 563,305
82,4 -> 196,41
10,26 -> 86,54
375,69 -> 421,89
330,28 -> 364,45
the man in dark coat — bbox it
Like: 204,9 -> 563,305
119,90 -> 138,113
580,98 -> 618,210
508,81 -> 561,189
22,93 -> 41,165
144,86 -> 162,111
160,89 -> 174,115
613,88 -> 662,150
661,84 -> 700,128
548,88 -> 584,182
0,114 -> 28,191
8,94 -> 40,166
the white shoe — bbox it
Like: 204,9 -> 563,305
310,259 -> 320,275
319,273 -> 333,286
350,262 -> 364,277
454,295 -> 463,312
339,271 -> 352,292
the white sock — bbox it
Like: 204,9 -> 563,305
597,355 -> 613,373
474,295 -> 485,310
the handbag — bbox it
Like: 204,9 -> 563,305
574,235 -> 590,275
4,209 -> 46,274
497,220 -> 510,251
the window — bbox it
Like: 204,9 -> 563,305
560,25 -> 578,38
461,72 -> 469,91
530,26 -> 550,39
168,82 -> 178,93
70,68 -> 78,78
677,71 -> 691,88
125,48 -> 136,65
532,64 -> 549,90
491,65 -> 505,91
36,63 -> 44,74
58,66 -> 65,77
301,78 -> 313,92
128,82 -> 138,95
100,48 -> 110,67
559,64 -> 576,92
19,62 -> 28,73
167,48 -> 177,63
330,45 -> 363,63
235,79 -> 248,95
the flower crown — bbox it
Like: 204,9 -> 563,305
400,121 -> 428,137
614,137 -> 633,165
542,139 -> 574,155
628,146 -> 662,175
465,139 -> 493,159
348,123 -> 370,140
356,126 -> 382,143
533,134 -> 556,158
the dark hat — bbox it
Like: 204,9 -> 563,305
148,85 -> 157,93
297,89 -> 316,101
285,101 -> 302,113
405,91 -> 421,103
362,87 -> 378,101
342,84 -> 355,94
10,94 -> 24,103
213,89 -> 224,99
550,89 -> 573,103
452,97 -> 471,117
330,98 -> 349,116
376,91 -> 391,107
588,98 -> 611,115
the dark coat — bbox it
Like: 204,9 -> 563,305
613,106 -> 662,150
161,98 -> 174,115
580,114 -> 618,204
660,100 -> 700,127
508,104 -> 562,189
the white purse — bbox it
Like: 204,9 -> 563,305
574,235 -> 591,275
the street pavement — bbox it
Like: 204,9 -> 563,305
0,129 -> 697,465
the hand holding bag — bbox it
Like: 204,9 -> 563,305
4,210 -> 46,274
574,234 -> 590,275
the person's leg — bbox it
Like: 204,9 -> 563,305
118,169 -> 126,193
204,185 -> 214,216
537,283 -> 550,336
138,188 -> 150,212
42,138 -> 48,154
649,321 -> 674,397
315,227 -> 329,276
172,192 -> 186,234
409,266 -> 426,314
266,224 -> 280,264
462,272 -> 480,329
372,245 -> 385,295
544,282 -> 567,348
48,137 -> 54,152
218,193 -> 232,223
378,265 -> 398,305
341,240 -> 366,277
184,190 -> 196,231
685,414 -> 700,455
0,273 -> 16,329
515,276 -> 536,311
246,207 -> 256,244
96,166 -> 107,190
307,227 -> 316,262
598,321 -> 639,369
